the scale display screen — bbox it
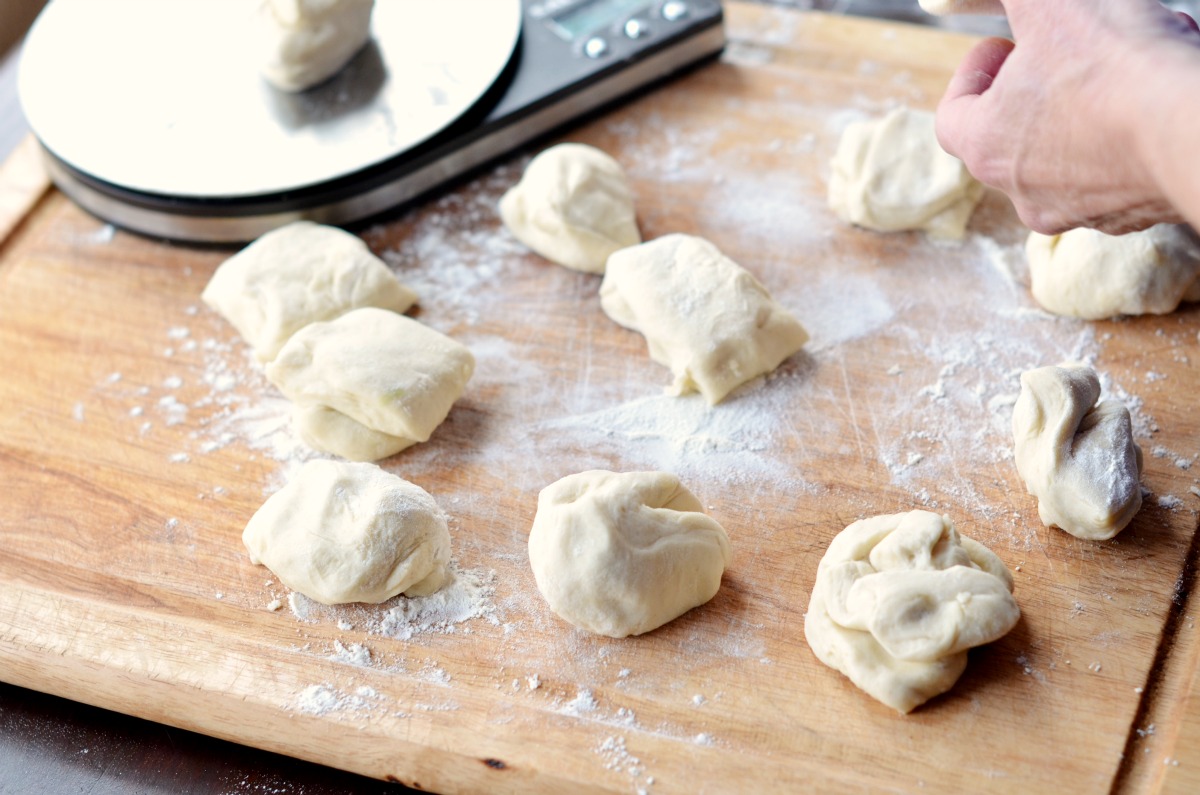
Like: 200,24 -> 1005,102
548,0 -> 648,40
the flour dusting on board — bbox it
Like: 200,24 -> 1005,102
537,387 -> 814,490
293,683 -> 384,717
288,565 -> 498,640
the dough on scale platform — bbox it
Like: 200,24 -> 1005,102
1025,224 -> 1200,319
804,510 -> 1020,713
258,0 -> 376,92
599,233 -> 808,404
1012,363 -> 1143,541
201,220 -> 416,363
528,470 -> 732,638
243,459 -> 451,604
266,307 -> 475,461
828,107 -> 983,239
499,143 -> 641,274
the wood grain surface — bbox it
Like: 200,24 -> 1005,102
2,6 -> 1200,794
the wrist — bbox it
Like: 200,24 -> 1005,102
1126,42 -> 1200,227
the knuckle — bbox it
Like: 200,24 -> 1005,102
1016,205 -> 1068,236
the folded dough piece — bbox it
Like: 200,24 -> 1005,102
266,307 -> 474,460
599,234 -> 808,404
499,143 -> 641,274
828,107 -> 983,239
528,470 -> 732,638
243,459 -> 451,604
293,404 -> 411,463
202,220 -> 416,362
1026,225 -> 1200,319
804,510 -> 1019,713
1012,363 -> 1144,540
258,0 -> 375,92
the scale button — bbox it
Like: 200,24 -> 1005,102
623,17 -> 650,39
583,36 -> 609,58
661,1 -> 689,21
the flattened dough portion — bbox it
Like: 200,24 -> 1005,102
499,143 -> 641,273
202,221 -> 416,362
599,234 -> 808,404
266,307 -> 474,460
804,510 -> 1019,713
1012,363 -> 1144,540
828,107 -> 982,239
293,404 -> 411,463
258,0 -> 375,92
1026,224 -> 1200,319
528,470 -> 732,638
243,459 -> 450,604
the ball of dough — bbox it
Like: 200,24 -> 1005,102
499,143 -> 641,274
1026,225 -> 1200,319
243,459 -> 451,604
804,510 -> 1020,713
1012,363 -> 1143,540
266,307 -> 475,460
258,0 -> 375,92
599,234 -> 808,404
828,107 -> 983,239
528,470 -> 732,638
201,221 -> 417,363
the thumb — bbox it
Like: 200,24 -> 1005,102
936,36 -> 1014,157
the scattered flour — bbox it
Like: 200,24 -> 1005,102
595,735 -> 653,794
537,389 -> 812,491
329,640 -> 372,667
284,566 -> 497,641
373,568 -> 498,640
561,688 -> 599,716
293,683 -> 381,717
789,272 -> 896,351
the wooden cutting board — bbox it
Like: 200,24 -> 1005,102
3,6 -> 1200,793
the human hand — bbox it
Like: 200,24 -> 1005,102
935,0 -> 1200,234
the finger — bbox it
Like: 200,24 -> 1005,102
942,36 -> 1015,102
1177,11 -> 1200,35
935,37 -> 1014,158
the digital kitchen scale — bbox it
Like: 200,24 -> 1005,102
19,0 -> 724,243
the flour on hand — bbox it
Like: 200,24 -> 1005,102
243,459 -> 451,604
828,107 -> 982,239
599,234 -> 808,404
1012,363 -> 1143,540
499,143 -> 641,274
528,470 -> 732,638
804,510 -> 1020,713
